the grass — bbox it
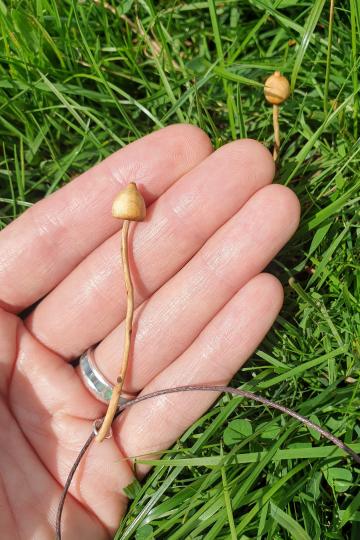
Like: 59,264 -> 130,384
1,0 -> 359,538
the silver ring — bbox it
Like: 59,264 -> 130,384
79,347 -> 136,405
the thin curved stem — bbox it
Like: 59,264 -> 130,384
96,220 -> 134,442
272,104 -> 280,161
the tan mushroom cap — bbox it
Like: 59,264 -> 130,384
264,71 -> 290,105
112,182 -> 146,221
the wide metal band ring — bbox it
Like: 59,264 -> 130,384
79,347 -> 136,406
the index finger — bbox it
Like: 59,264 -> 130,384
0,124 -> 212,313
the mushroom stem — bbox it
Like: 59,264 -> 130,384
264,71 -> 290,162
272,104 -> 280,161
95,219 -> 134,442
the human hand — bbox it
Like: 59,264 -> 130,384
0,125 -> 300,539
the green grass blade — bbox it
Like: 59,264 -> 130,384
291,0 -> 326,91
270,500 -> 312,540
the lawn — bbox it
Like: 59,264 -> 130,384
0,1 -> 359,539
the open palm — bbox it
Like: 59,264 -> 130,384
0,125 -> 300,539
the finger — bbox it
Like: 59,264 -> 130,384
94,184 -> 299,393
25,140 -> 275,358
9,324 -> 133,533
0,399 -> 105,539
0,124 -> 212,313
114,272 -> 284,476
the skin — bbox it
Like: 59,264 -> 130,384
0,125 -> 300,539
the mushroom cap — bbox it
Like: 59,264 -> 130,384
264,71 -> 290,105
112,182 -> 146,221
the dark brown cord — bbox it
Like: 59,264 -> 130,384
55,384 -> 360,539
55,429 -> 95,540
